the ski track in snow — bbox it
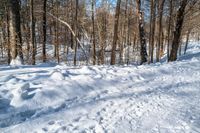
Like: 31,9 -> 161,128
0,42 -> 200,133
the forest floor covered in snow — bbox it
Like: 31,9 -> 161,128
0,42 -> 200,133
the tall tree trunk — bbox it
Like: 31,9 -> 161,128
156,0 -> 165,62
169,0 -> 188,62
56,0 -> 60,63
42,0 -> 47,62
73,0 -> 78,66
126,0 -> 131,64
91,0 -> 96,65
110,0 -> 121,65
167,0 -> 173,60
0,29 -> 4,58
136,0 -> 148,65
9,0 -> 23,63
99,2 -> 107,65
161,30 -> 165,57
100,9 -> 106,65
30,0 -> 36,65
53,22 -> 57,58
70,0 -> 74,49
119,0 -> 128,64
149,0 -> 156,63
5,6 -> 11,64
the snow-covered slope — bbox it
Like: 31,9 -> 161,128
0,41 -> 200,133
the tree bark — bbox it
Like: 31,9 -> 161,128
5,6 -> 11,64
8,0 -> 23,63
91,0 -> 96,65
42,0 -> 47,62
167,0 -> 173,60
100,7 -> 106,65
136,0 -> 148,65
156,0 -> 165,62
73,0 -> 78,66
30,0 -> 36,65
55,0 -> 60,63
110,0 -> 121,65
149,0 -> 156,63
169,0 -> 188,62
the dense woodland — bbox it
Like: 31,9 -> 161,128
0,0 -> 200,66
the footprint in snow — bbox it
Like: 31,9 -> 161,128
137,75 -> 145,81
48,121 -> 55,125
73,116 -> 82,122
55,126 -> 67,132
32,81 -> 42,86
42,127 -> 48,132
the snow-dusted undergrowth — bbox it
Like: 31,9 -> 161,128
0,41 -> 200,133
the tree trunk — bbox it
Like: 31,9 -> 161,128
42,0 -> 47,62
70,0 -> 74,49
169,0 -> 188,62
156,0 -> 165,62
167,0 -> 173,60
136,0 -> 148,65
0,29 -> 4,58
9,0 -> 23,63
30,0 -> 36,65
160,30 -> 165,57
73,0 -> 78,66
110,0 -> 121,65
100,8 -> 106,65
5,6 -> 11,64
149,0 -> 156,63
91,0 -> 96,65
56,0 -> 60,63
126,0 -> 131,65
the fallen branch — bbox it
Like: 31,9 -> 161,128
47,12 -> 88,63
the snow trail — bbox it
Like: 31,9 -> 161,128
0,41 -> 200,133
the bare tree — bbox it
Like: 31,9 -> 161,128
91,0 -> 96,65
73,0 -> 78,66
42,0 -> 47,62
136,0 -> 148,64
110,0 -> 121,65
167,0 -> 173,60
5,5 -> 11,64
30,0 -> 36,65
8,0 -> 23,63
156,0 -> 165,62
149,0 -> 156,63
169,0 -> 188,62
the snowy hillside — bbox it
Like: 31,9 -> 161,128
0,41 -> 200,133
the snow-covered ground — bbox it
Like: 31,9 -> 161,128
0,41 -> 200,133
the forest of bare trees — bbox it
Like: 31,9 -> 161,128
0,0 -> 200,66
